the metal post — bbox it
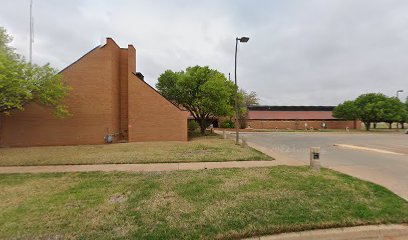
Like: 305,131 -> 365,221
310,147 -> 321,171
233,37 -> 249,144
241,136 -> 248,148
29,0 -> 33,63
234,38 -> 239,145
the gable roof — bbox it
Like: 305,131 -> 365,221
58,45 -> 100,74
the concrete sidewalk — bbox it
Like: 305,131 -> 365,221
245,224 -> 408,240
247,142 -> 305,166
0,160 -> 283,174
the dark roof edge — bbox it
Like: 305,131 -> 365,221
58,45 -> 100,74
248,118 -> 348,121
59,38 -> 124,74
101,37 -> 120,48
248,106 -> 336,111
131,72 -> 188,112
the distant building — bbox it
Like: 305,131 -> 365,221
0,38 -> 188,147
246,106 -> 360,130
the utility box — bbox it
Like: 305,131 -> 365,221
310,147 -> 321,171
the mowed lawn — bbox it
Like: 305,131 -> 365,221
1,166 -> 407,239
0,137 -> 271,166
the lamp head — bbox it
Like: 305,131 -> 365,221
239,37 -> 250,43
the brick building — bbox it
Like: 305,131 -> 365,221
0,38 -> 188,147
246,106 -> 360,130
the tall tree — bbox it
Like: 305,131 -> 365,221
0,27 -> 69,116
333,100 -> 358,121
157,66 -> 235,134
381,97 -> 406,129
240,90 -> 259,107
334,93 -> 390,131
355,93 -> 390,131
237,89 -> 259,128
401,97 -> 408,129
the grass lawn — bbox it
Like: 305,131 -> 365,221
1,166 -> 407,239
0,136 -> 271,166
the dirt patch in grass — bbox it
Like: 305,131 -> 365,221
0,136 -> 272,166
1,166 -> 407,239
109,194 -> 128,204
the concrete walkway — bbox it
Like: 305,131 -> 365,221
244,224 -> 408,240
0,160 -> 283,174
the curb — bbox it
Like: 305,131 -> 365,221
244,224 -> 408,240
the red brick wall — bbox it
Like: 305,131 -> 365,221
0,39 -> 123,147
109,39 -> 122,142
0,38 -> 188,147
119,48 -> 129,139
128,73 -> 188,142
247,120 -> 361,130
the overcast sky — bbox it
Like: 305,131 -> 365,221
1,0 -> 408,105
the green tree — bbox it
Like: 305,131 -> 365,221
380,97 -> 406,129
157,66 -> 235,134
334,93 -> 391,131
399,109 -> 407,129
241,90 -> 259,107
354,93 -> 391,131
237,89 -> 259,128
333,100 -> 358,120
400,97 -> 408,129
0,27 -> 69,117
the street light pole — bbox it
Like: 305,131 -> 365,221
396,90 -> 403,99
29,0 -> 33,64
234,37 -> 249,145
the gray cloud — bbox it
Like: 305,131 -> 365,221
1,0 -> 407,105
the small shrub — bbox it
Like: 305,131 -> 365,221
188,120 -> 199,131
220,120 -> 235,129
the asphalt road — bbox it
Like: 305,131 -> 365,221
242,132 -> 408,200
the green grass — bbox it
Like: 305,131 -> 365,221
0,136 -> 271,166
1,166 -> 407,239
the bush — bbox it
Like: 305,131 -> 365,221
220,120 -> 235,129
188,120 -> 199,131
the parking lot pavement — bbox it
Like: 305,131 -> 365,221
242,132 -> 408,200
